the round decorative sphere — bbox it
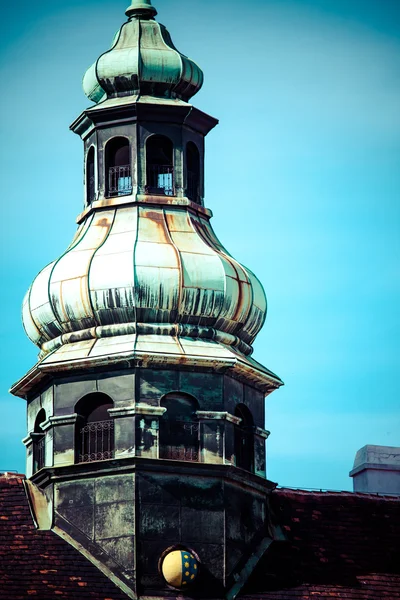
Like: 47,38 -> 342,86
161,550 -> 199,588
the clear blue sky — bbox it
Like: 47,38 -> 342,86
1,0 -> 399,490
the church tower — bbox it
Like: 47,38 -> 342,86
11,1 -> 283,597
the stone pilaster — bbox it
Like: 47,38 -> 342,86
43,414 -> 78,467
22,435 -> 33,478
134,404 -> 166,459
254,426 -> 270,477
108,406 -> 136,459
196,411 -> 241,465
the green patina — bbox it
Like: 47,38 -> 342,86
83,0 -> 203,104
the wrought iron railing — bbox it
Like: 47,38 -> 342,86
108,165 -> 132,197
146,164 -> 174,196
187,170 -> 200,203
33,435 -> 45,471
78,419 -> 114,463
159,420 -> 199,462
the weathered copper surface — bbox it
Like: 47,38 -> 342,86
83,0 -> 203,104
23,205 -> 269,362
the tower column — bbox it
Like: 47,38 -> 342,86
196,411 -> 242,465
254,427 -> 270,477
44,414 -> 77,467
108,407 -> 137,459
11,0 -> 284,596
133,405 -> 166,460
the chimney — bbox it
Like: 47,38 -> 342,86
350,445 -> 400,495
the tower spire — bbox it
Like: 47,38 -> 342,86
125,0 -> 157,18
11,1 -> 283,596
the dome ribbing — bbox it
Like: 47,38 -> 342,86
83,0 -> 203,103
22,205 -> 267,359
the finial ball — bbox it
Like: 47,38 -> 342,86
161,550 -> 199,588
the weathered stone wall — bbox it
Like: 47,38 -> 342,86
50,463 -> 272,597
137,471 -> 225,591
55,473 -> 136,583
36,366 -> 267,473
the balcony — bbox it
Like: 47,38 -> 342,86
159,420 -> 199,462
108,165 -> 132,197
78,419 -> 114,463
146,164 -> 174,196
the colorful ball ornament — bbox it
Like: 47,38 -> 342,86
161,549 -> 199,588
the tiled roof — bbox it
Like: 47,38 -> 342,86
240,488 -> 400,599
2,475 -> 399,599
0,474 -> 129,599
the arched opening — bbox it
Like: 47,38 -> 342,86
234,404 -> 254,472
146,135 -> 174,196
33,409 -> 46,472
75,393 -> 114,463
186,142 -> 200,203
159,393 -> 199,461
105,137 -> 132,197
86,146 -> 95,205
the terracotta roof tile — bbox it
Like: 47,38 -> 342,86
0,474 -> 129,599
240,488 -> 400,599
2,476 -> 399,599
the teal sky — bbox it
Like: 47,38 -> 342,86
1,0 -> 399,490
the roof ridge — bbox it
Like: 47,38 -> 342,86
275,486 -> 400,500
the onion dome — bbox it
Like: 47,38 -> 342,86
83,0 -> 203,103
161,550 -> 199,588
22,205 -> 267,361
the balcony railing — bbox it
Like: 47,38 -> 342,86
78,419 -> 114,463
160,420 -> 199,462
33,435 -> 45,472
108,165 -> 132,197
146,164 -> 174,196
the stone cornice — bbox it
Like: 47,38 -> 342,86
42,414 -> 79,430
254,426 -> 271,440
75,194 -> 212,225
108,407 -> 137,418
109,405 -> 166,418
196,411 -> 242,425
23,431 -> 48,445
135,404 -> 166,417
22,435 -> 33,447
10,351 -> 283,399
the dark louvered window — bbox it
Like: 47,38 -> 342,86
33,409 -> 46,472
146,135 -> 174,196
234,404 -> 255,472
105,137 -> 132,197
160,393 -> 199,462
86,146 -> 96,204
186,141 -> 200,203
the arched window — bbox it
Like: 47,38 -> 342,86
75,393 -> 114,463
86,146 -> 95,205
234,404 -> 254,472
186,142 -> 200,203
33,409 -> 46,472
159,393 -> 199,462
105,137 -> 132,197
146,135 -> 174,196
